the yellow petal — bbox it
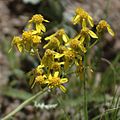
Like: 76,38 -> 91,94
32,30 -> 38,35
12,36 -> 22,44
88,16 -> 94,27
45,34 -> 55,40
60,78 -> 68,84
28,19 -> 33,23
36,24 -> 41,33
75,60 -> 79,66
59,62 -> 64,65
79,36 -> 85,44
44,19 -> 49,22
54,71 -> 59,77
54,53 -> 64,59
107,25 -> 115,36
43,43 -> 49,49
79,43 -> 87,53
62,34 -> 69,43
72,15 -> 80,24
40,23 -> 46,32
17,44 -> 23,52
59,85 -> 67,93
88,30 -> 98,38
48,74 -> 52,79
74,34 -> 81,40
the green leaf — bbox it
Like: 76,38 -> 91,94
0,87 -> 32,100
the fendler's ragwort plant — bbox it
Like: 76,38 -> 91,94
2,7 -> 114,120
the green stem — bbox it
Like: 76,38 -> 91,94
83,54 -> 88,120
34,48 -> 41,63
1,88 -> 48,120
89,39 -> 98,49
66,71 -> 76,76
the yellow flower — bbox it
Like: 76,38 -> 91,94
51,62 -> 64,71
43,37 -> 60,50
41,49 -> 64,69
46,71 -> 68,92
31,74 -> 47,88
69,38 -> 87,53
28,65 -> 45,88
22,31 -> 33,41
68,27 -> 97,53
72,7 -> 94,27
63,49 -> 76,70
41,49 -> 54,68
96,20 -> 115,36
80,27 -> 98,40
22,31 -> 41,52
11,36 -> 23,52
29,14 -> 49,33
32,35 -> 41,44
35,65 -> 44,75
45,29 -> 69,43
12,31 -> 41,53
64,49 -> 76,61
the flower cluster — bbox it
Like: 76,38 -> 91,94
11,8 -> 114,93
11,14 -> 48,53
72,8 -> 94,27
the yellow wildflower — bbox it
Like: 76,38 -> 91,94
46,71 -> 68,92
29,14 -> 49,33
22,31 -> 33,41
22,31 -> 41,52
41,49 -> 54,68
51,62 -> 64,71
32,35 -> 41,44
35,65 -> 44,75
80,27 -> 98,40
63,49 -> 76,70
59,45 -> 67,53
31,74 -> 47,88
45,29 -> 69,43
69,38 -> 87,53
96,20 -> 115,36
67,27 -> 97,53
12,36 -> 23,52
72,7 -> 94,27
43,37 -> 60,50
64,49 -> 76,61
28,65 -> 45,88
41,49 -> 64,68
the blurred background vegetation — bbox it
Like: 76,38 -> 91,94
0,0 -> 120,119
